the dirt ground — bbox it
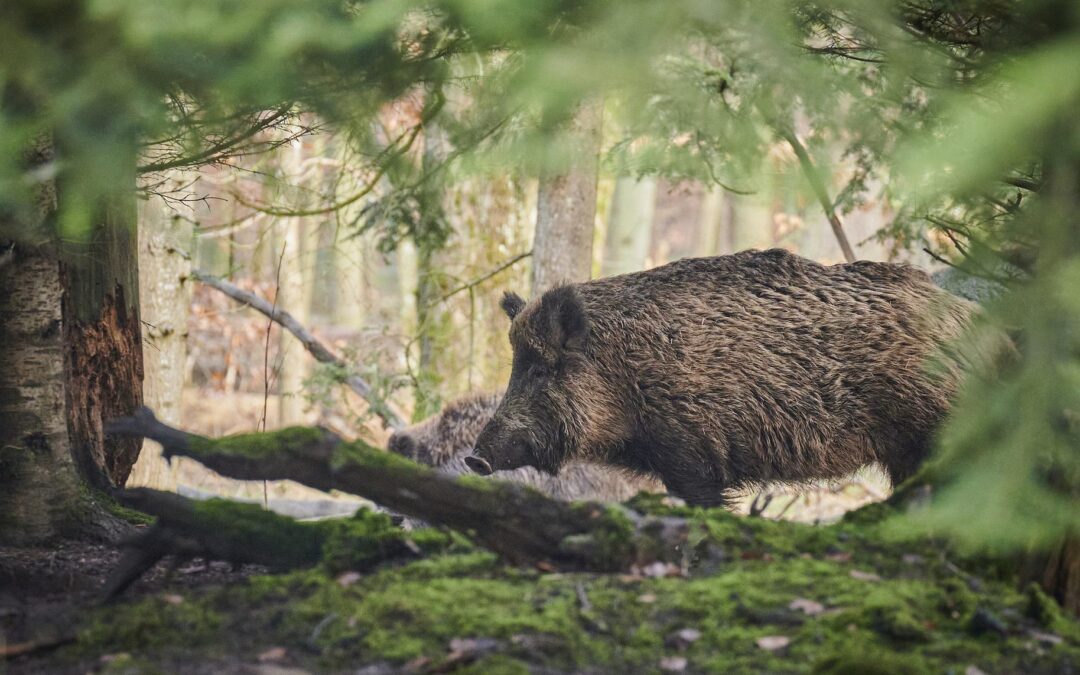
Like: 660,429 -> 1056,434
0,535 -> 266,673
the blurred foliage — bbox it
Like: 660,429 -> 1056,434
0,0 -> 1077,549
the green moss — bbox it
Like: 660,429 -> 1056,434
456,654 -> 532,674
455,473 -> 503,492
565,502 -> 639,569
49,506 -> 1080,674
332,437 -> 422,472
190,426 -> 330,459
862,589 -> 932,642
812,647 -> 927,674
80,484 -> 154,526
1026,583 -> 1080,641
97,654 -> 169,675
192,498 -> 326,569
78,595 -> 223,655
317,507 -> 455,573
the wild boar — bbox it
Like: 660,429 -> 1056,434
387,392 -> 663,502
466,248 -> 976,507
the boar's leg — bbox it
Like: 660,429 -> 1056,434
880,442 -> 932,488
656,465 -> 735,508
874,423 -> 936,487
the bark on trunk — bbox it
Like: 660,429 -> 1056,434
531,101 -> 603,295
0,245 -> 83,544
601,177 -> 656,276
413,117 -> 449,419
0,138 -> 142,543
127,197 -> 192,489
277,214 -> 311,426
276,136 -> 318,426
1030,535 -> 1080,615
59,191 -> 144,490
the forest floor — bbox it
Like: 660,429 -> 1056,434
0,538 -> 265,671
3,497 -> 1078,675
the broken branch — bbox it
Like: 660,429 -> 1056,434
191,269 -> 406,430
779,129 -> 857,263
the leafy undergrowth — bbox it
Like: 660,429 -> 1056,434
41,499 -> 1080,674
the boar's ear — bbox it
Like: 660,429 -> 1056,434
541,285 -> 588,353
500,291 -> 526,320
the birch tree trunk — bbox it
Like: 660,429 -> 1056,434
127,197 -> 192,489
277,215 -> 312,426
531,101 -> 603,295
277,137 -> 319,427
0,138 -> 142,543
601,177 -> 656,276
0,243 -> 83,543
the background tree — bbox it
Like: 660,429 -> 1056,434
531,101 -> 604,294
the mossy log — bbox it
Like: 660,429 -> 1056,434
102,488 -> 449,599
106,408 -> 689,573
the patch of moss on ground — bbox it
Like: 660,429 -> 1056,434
77,595 -> 223,656
50,505 -> 1080,674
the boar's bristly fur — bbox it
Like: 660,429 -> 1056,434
387,393 -> 663,502
470,248 -> 978,507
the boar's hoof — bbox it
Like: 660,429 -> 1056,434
464,456 -> 493,475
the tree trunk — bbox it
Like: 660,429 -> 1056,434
127,197 -> 192,489
601,177 -> 656,276
0,138 -> 142,544
59,192 -> 144,491
696,186 -> 737,257
1029,535 -> 1080,615
531,101 -> 603,295
0,244 -> 83,544
413,118 -> 449,420
277,215 -> 311,426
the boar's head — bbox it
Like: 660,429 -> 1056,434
388,393 -> 500,468
467,285 -> 622,476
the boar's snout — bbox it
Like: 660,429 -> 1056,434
470,422 -> 537,474
464,455 -> 493,475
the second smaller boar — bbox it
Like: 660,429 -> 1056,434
388,393 -> 662,502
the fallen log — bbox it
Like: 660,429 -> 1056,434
106,408 -> 689,572
102,487 -> 450,599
